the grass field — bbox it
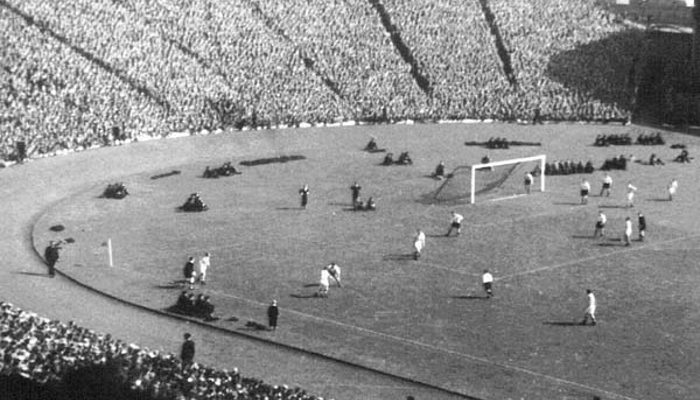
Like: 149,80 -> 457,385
33,123 -> 700,400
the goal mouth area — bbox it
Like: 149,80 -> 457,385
422,155 -> 546,205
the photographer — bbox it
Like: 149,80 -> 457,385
43,241 -> 62,277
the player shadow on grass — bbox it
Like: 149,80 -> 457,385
598,204 -> 628,209
552,201 -> 583,206
382,253 -> 415,261
450,295 -> 489,300
276,207 -> 305,211
290,293 -> 319,299
327,201 -> 354,207
598,237 -> 624,247
646,198 -> 671,202
542,320 -> 584,326
155,280 -> 190,289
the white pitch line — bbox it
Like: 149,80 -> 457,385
208,289 -> 639,400
496,233 -> 700,281
489,193 -> 527,202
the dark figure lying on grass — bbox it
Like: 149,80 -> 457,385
648,153 -> 665,166
396,152 -> 413,165
102,182 -> 129,199
353,196 -> 376,211
432,161 -> 446,180
174,291 -> 217,321
203,162 -> 242,178
181,193 -> 208,212
674,149 -> 692,163
364,137 -> 386,153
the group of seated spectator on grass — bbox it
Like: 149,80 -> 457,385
594,134 -> 633,147
636,132 -> 665,146
173,292 -> 217,321
542,160 -> 595,176
202,162 -> 242,179
382,152 -> 413,166
600,154 -> 630,171
0,302 -> 328,400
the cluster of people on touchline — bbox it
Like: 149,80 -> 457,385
298,182 -> 377,211
0,302 -> 328,400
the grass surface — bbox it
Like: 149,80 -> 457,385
33,122 -> 700,400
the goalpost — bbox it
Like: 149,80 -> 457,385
469,154 -> 546,204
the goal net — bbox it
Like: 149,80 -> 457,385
429,155 -> 546,204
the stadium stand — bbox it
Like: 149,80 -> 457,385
0,301 -> 327,400
0,0 -> 655,161
1,0 -> 698,162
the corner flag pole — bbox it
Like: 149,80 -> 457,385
107,238 -> 113,267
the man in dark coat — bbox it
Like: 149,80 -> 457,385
44,241 -> 61,277
299,184 -> 310,209
267,300 -> 279,331
183,257 -> 195,289
180,333 -> 195,365
350,182 -> 362,205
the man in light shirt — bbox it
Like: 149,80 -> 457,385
325,262 -> 342,287
581,289 -> 597,326
580,179 -> 591,204
198,252 -> 210,285
445,211 -> 464,236
413,230 -> 426,260
626,182 -> 637,208
318,268 -> 331,297
668,179 -> 678,201
482,269 -> 493,298
623,217 -> 633,246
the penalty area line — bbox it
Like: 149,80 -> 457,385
496,232 -> 700,281
209,289 -> 639,400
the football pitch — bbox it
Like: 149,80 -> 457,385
33,122 -> 700,400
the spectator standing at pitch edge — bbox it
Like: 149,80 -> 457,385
180,333 -> 195,366
299,184 -> 310,209
44,241 -> 61,277
267,300 -> 279,331
350,182 -> 361,206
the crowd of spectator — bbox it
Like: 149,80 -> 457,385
0,301 -> 328,400
0,0 -> 663,162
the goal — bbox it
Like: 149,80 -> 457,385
430,155 -> 546,204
